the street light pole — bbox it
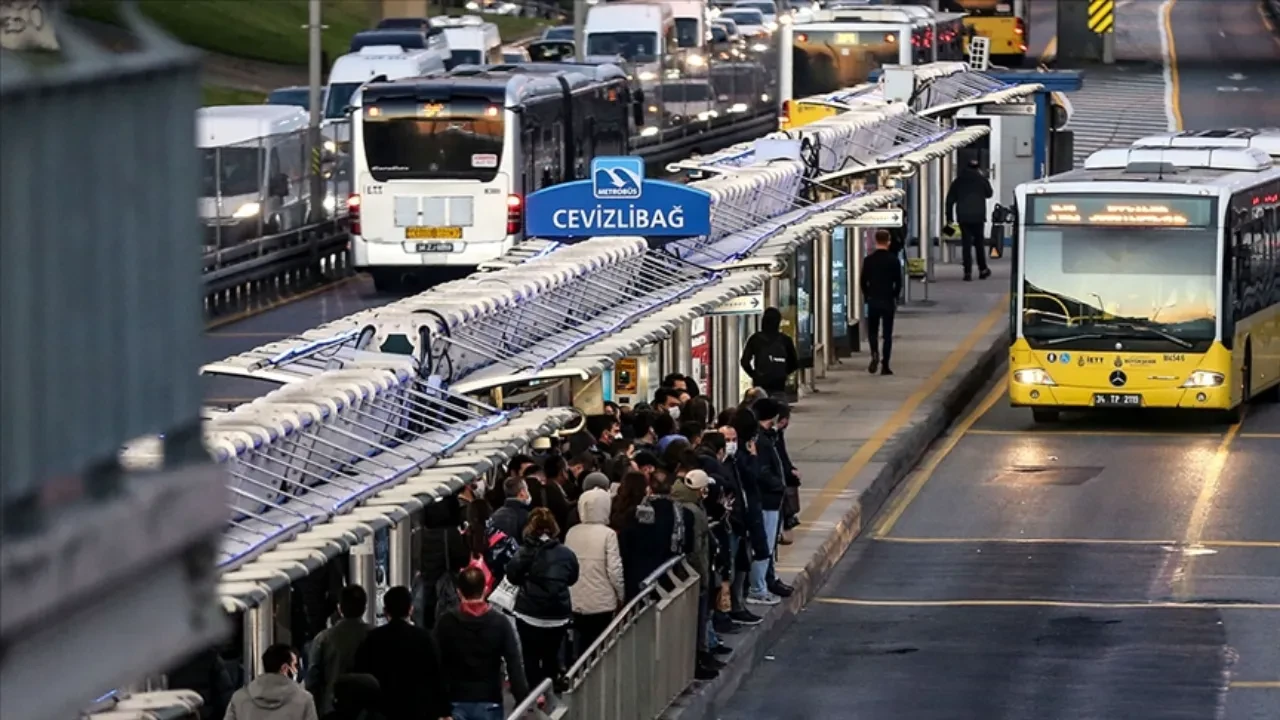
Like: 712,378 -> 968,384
573,0 -> 587,62
307,0 -> 325,223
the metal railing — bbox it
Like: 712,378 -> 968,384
506,557 -> 702,720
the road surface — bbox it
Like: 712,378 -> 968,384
718,5 -> 1280,718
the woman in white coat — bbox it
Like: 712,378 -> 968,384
564,487 -> 625,657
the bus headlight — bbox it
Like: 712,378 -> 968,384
1013,368 -> 1057,386
686,54 -> 706,67
1181,371 -> 1225,388
638,71 -> 657,82
232,202 -> 261,219
323,140 -> 337,154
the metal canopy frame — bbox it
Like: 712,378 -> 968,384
216,407 -> 579,610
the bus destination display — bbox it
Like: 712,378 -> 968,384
1029,196 -> 1214,227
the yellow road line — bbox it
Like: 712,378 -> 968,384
1240,432 -> 1280,439
1232,680 -> 1280,689
1042,35 -> 1058,63
1163,0 -> 1184,131
1259,0 -> 1280,49
966,428 -> 1223,438
869,377 -> 1008,538
875,536 -> 1280,549
1176,418 -> 1244,599
797,296 -> 1008,525
205,275 -> 360,331
815,597 -> 1280,610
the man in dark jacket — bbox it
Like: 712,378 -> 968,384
617,470 -> 694,600
306,586 -> 371,716
434,568 -> 530,720
746,399 -> 787,606
740,307 -> 799,397
490,476 -> 532,542
945,157 -> 994,281
860,229 -> 904,376
732,409 -> 768,609
352,586 -> 450,720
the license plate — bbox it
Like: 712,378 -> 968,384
414,242 -> 455,252
1092,393 -> 1142,408
405,226 -> 462,240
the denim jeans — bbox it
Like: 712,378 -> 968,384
452,702 -> 504,720
749,509 -> 780,595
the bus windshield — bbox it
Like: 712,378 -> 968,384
587,31 -> 658,62
326,82 -> 362,119
791,30 -> 900,98
362,98 -> 504,182
201,147 -> 262,197
675,18 -> 700,48
1021,226 -> 1219,345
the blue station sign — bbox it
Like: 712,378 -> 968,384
525,157 -> 713,238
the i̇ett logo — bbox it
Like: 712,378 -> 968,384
592,157 -> 643,199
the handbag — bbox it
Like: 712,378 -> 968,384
489,576 -> 520,613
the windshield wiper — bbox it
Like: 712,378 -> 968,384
1041,333 -> 1105,346
1092,322 -> 1194,349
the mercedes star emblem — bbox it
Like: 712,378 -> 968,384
1109,370 -> 1128,387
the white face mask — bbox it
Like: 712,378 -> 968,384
724,441 -> 738,457
614,432 -> 624,440
668,405 -> 681,420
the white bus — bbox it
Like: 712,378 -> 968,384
347,64 -> 642,289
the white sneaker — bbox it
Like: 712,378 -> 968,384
746,592 -> 781,606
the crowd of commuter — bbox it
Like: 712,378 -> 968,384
190,367 -> 806,720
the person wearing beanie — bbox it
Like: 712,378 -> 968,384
581,472 -> 610,493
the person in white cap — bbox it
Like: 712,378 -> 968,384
672,468 -> 722,679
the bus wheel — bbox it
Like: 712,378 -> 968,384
370,269 -> 400,294
1032,409 -> 1060,424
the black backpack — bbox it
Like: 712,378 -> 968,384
752,333 -> 790,386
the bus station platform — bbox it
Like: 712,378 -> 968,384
665,261 -> 1010,720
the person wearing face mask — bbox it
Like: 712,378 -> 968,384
225,644 -> 318,720
696,431 -> 748,629
744,398 -> 788,606
672,468 -> 725,680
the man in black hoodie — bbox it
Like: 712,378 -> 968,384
861,229 -> 903,377
435,568 -> 530,720
945,157 -> 994,281
740,307 -> 799,397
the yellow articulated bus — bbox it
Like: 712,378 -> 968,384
1010,132 -> 1280,423
940,0 -> 1026,63
778,5 -> 966,130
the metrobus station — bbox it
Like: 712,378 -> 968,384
85,60 -> 1086,719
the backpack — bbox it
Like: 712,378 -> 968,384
752,333 -> 790,386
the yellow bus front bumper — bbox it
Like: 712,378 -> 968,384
1008,339 -> 1238,411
